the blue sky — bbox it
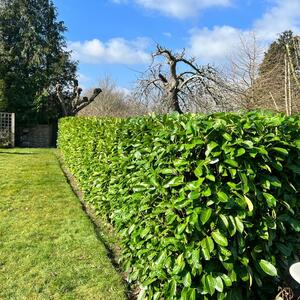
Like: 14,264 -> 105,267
53,0 -> 300,91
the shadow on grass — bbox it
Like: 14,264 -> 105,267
0,151 -> 38,155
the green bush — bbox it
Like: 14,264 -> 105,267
58,111 -> 300,299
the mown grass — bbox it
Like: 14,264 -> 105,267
0,148 -> 126,300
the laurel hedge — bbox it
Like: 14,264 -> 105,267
58,111 -> 300,300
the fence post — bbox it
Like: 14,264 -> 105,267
11,113 -> 15,147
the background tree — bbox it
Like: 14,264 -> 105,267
77,77 -> 147,117
136,45 -> 233,114
0,0 -> 77,123
224,32 -> 264,110
255,30 -> 300,113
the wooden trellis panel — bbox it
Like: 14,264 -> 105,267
0,112 -> 15,147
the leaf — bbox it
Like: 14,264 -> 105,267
205,141 -> 219,157
240,172 -> 249,193
271,147 -> 289,156
201,237 -> 214,260
194,165 -> 203,177
263,193 -> 276,208
169,279 -> 177,296
155,250 -> 167,266
259,260 -> 278,276
217,191 -> 229,202
189,289 -> 196,300
242,140 -> 254,149
206,236 -> 215,252
201,244 -> 211,260
219,214 -> 229,228
215,276 -> 224,292
235,216 -> 244,233
205,274 -> 216,296
163,176 -> 184,188
289,218 -> 300,232
228,216 -> 237,237
177,223 -> 187,234
191,249 -> 200,268
223,133 -> 233,141
224,159 -> 239,168
173,254 -> 185,274
203,186 -> 212,197
160,168 -> 175,175
183,272 -> 192,287
221,274 -> 232,287
236,148 -> 246,157
209,158 -> 220,164
188,191 -> 200,200
186,178 -> 205,190
206,174 -> 216,182
212,230 -> 228,246
244,195 -> 254,212
200,208 -> 212,225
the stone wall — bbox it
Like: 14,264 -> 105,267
17,124 -> 55,148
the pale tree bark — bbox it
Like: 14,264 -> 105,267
56,80 -> 102,116
136,44 -> 231,114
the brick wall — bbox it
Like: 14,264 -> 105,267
17,124 -> 55,148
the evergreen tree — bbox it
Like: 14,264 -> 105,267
0,0 -> 77,123
255,30 -> 300,113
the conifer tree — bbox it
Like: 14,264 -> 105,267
256,30 -> 300,113
0,0 -> 77,123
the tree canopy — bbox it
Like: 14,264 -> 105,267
0,0 -> 77,123
256,30 -> 300,113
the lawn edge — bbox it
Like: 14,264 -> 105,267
55,150 -> 137,300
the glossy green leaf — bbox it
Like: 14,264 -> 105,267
235,217 -> 244,233
200,208 -> 212,225
217,191 -> 229,202
263,193 -> 276,207
224,159 -> 239,168
259,260 -> 278,276
205,141 -> 219,157
212,230 -> 228,247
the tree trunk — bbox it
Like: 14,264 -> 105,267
170,90 -> 183,114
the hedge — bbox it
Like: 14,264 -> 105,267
58,111 -> 300,300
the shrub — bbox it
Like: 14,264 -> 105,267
58,111 -> 300,299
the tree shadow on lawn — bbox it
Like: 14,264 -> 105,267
0,151 -> 38,155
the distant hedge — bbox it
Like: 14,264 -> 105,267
58,111 -> 300,300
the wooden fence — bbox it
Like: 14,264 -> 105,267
0,112 -> 15,147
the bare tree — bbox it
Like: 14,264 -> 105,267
224,32 -> 264,109
136,44 -> 232,114
56,80 -> 102,116
78,77 -> 147,117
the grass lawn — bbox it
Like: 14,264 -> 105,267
0,148 -> 126,300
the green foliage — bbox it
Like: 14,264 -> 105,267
0,0 -> 77,123
58,111 -> 300,299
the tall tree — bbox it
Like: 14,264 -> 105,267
256,30 -> 300,113
0,0 -> 77,123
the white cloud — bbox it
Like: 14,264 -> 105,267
113,0 -> 232,19
254,0 -> 300,41
188,26 -> 242,62
187,0 -> 300,64
68,37 -> 151,65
